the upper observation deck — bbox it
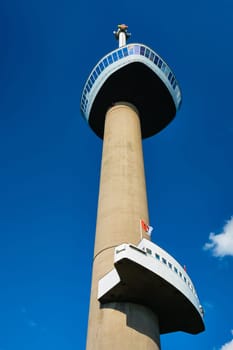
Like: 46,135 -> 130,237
80,34 -> 182,139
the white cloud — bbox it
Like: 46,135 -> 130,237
220,339 -> 233,350
203,216 -> 233,257
219,330 -> 233,350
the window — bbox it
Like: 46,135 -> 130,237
107,55 -> 113,64
171,76 -> 175,84
174,267 -> 178,274
173,81 -> 177,89
96,66 -> 101,75
158,59 -> 163,68
113,52 -> 118,61
86,84 -> 90,93
146,248 -> 152,255
164,67 -> 169,76
155,253 -> 160,260
183,276 -> 186,283
140,46 -> 145,55
93,70 -> 98,79
179,272 -> 182,278
162,257 -> 167,264
150,52 -> 155,61
128,45 -> 134,55
117,50 -> 123,59
103,58 -> 108,67
168,262 -> 172,269
168,72 -> 172,81
123,47 -> 128,56
134,45 -> 140,54
145,48 -> 150,58
154,55 -> 159,64
100,62 -> 105,71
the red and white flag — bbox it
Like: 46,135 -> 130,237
140,219 -> 153,236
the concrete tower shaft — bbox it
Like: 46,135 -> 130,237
94,103 -> 150,257
86,103 -> 160,350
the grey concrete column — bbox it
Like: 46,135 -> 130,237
86,103 -> 160,350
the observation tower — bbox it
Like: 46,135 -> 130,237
80,24 -> 204,350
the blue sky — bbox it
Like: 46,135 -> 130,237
0,0 -> 233,349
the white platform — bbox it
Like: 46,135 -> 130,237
98,239 -> 204,334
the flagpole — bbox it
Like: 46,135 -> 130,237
140,219 -> 143,241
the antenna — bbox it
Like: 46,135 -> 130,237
113,24 -> 131,47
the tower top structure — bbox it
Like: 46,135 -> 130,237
80,25 -> 182,139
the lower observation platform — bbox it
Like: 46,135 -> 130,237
80,44 -> 182,139
98,239 -> 204,335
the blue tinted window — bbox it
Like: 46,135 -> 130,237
171,76 -> 175,84
174,267 -> 178,273
161,63 -> 166,72
173,81 -> 177,89
93,70 -> 98,79
155,253 -> 160,260
107,55 -> 113,64
123,47 -> 128,56
154,55 -> 159,64
128,45 -> 134,55
90,75 -> 95,83
150,52 -> 155,61
168,72 -> 172,81
86,84 -> 90,92
117,50 -> 123,59
96,66 -> 101,75
145,48 -> 150,58
84,88 -> 88,95
100,62 -> 104,71
134,45 -> 140,54
113,52 -> 118,61
162,257 -> 167,264
140,46 -> 145,55
158,59 -> 163,68
103,58 -> 108,67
